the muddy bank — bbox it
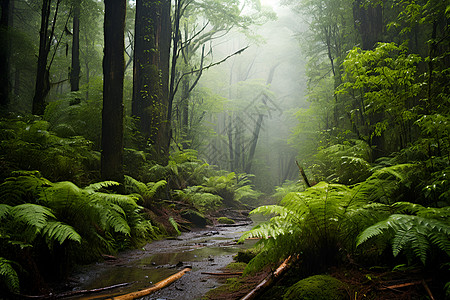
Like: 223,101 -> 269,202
60,222 -> 257,300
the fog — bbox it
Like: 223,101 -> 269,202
195,0 -> 308,191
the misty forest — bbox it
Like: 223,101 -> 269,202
0,0 -> 449,299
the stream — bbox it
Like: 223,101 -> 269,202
62,221 -> 258,300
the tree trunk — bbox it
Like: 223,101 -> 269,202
353,0 -> 383,50
32,0 -> 60,115
133,0 -> 171,164
101,0 -> 126,182
70,1 -> 81,104
157,0 -> 171,164
0,0 -> 11,109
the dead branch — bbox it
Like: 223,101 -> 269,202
105,267 -> 192,300
295,160 -> 311,187
240,256 -> 296,300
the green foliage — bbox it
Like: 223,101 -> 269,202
0,257 -> 20,294
145,150 -> 212,188
356,203 -> 450,265
272,180 -> 304,203
123,175 -> 167,206
0,173 -> 159,292
0,117 -> 99,185
168,217 -> 181,235
313,139 -> 372,184
240,182 -> 367,273
174,187 -> 223,213
356,163 -> 420,204
337,42 -> 421,149
201,172 -> 261,206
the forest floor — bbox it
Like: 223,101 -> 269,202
204,262 -> 439,300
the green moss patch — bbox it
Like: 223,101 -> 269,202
217,217 -> 235,224
283,274 -> 347,300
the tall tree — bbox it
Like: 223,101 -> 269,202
0,0 -> 11,108
101,0 -> 126,181
132,0 -> 168,163
70,0 -> 80,103
32,0 -> 61,115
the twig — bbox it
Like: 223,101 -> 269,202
421,280 -> 435,300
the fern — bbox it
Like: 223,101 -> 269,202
354,163 -> 419,204
241,182 -> 368,273
356,212 -> 450,264
0,257 -> 19,294
0,172 -> 52,205
169,217 -> 181,235
313,140 -> 372,184
84,180 -> 120,192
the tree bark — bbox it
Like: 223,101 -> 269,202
353,0 -> 383,50
133,0 -> 171,164
70,1 -> 81,104
101,0 -> 126,182
32,0 -> 53,115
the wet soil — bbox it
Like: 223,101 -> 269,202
61,222 -> 258,300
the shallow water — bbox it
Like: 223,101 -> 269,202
63,222 -> 258,300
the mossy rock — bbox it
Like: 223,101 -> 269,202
181,209 -> 207,227
217,217 -> 235,224
283,275 -> 347,300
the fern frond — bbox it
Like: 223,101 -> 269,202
145,180 -> 167,199
357,213 -> 450,264
11,203 -> 55,233
0,257 -> 20,294
249,205 -> 290,218
0,173 -> 52,205
168,217 -> 180,235
84,181 -> 120,192
0,204 -> 11,220
42,220 -> 82,246
96,203 -> 131,235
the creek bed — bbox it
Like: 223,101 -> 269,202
62,222 -> 257,300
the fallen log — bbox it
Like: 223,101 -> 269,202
240,255 -> 295,300
104,267 -> 192,300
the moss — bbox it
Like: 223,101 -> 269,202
217,217 -> 235,224
235,248 -> 258,263
225,262 -> 247,272
283,274 -> 347,300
